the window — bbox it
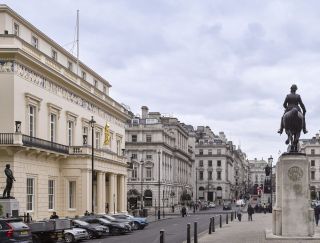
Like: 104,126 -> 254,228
95,131 -> 101,149
48,180 -> 55,210
311,160 -> 315,167
146,154 -> 152,159
199,149 -> 203,155
67,61 -> 73,71
103,85 -> 107,93
311,149 -> 315,155
146,135 -> 152,143
31,35 -> 38,48
199,160 -> 203,167
29,105 -> 36,137
83,126 -> 88,145
208,149 -> 212,155
81,71 -> 86,80
199,171 -> 203,180
94,80 -> 98,88
208,160 -> 212,167
217,160 -> 221,167
51,49 -> 57,61
26,178 -> 34,211
217,149 -> 221,155
217,171 -> 221,180
50,113 -> 57,142
208,171 -> 212,180
67,121 -> 74,146
146,168 -> 152,179
14,23 -> 19,36
132,135 -> 137,142
132,166 -> 137,179
116,139 -> 121,155
131,153 -> 137,159
311,171 -> 315,180
69,181 -> 76,209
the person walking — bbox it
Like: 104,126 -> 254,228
263,203 -> 267,214
247,204 -> 254,221
236,206 -> 242,222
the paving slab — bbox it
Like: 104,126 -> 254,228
199,213 -> 320,243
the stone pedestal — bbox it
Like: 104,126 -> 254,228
0,198 -> 19,217
271,154 -> 315,238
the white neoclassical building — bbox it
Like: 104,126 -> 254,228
0,5 -> 130,219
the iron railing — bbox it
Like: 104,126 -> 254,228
0,133 -> 14,144
22,135 -> 69,154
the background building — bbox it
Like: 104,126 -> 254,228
125,106 -> 194,210
0,5 -> 130,219
194,126 -> 248,204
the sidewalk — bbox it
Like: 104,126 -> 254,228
199,213 -> 320,243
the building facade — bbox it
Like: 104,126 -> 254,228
125,106 -> 194,209
248,158 -> 268,198
0,5 -> 130,219
301,133 -> 320,200
194,126 -> 248,203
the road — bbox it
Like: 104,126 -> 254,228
90,206 -> 237,243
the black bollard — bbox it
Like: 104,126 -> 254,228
231,212 -> 233,221
160,229 -> 165,243
212,217 -> 215,232
226,213 -> 228,224
219,214 -> 222,228
194,221 -> 198,243
187,223 -> 191,243
209,218 -> 212,234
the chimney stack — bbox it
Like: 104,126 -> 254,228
141,106 -> 149,119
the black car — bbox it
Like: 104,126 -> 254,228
72,219 -> 108,239
0,218 -> 32,243
82,217 -> 128,235
100,215 -> 132,231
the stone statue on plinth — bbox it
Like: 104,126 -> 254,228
277,84 -> 307,152
2,164 -> 15,198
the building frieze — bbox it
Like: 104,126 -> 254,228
0,60 -> 125,128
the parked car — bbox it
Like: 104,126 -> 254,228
208,202 -> 216,208
0,218 -> 32,243
99,215 -> 132,231
63,227 -> 88,243
72,219 -> 108,239
223,200 -> 232,210
82,217 -> 129,235
112,214 -> 148,230
236,199 -> 245,207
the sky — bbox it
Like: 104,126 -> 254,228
3,0 -> 320,162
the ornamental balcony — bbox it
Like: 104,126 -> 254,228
0,133 -> 126,164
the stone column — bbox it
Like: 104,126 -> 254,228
118,175 -> 125,212
114,174 -> 118,213
81,169 -> 91,214
108,173 -> 115,214
97,172 -> 106,214
124,176 -> 128,212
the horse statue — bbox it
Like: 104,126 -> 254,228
282,107 -> 303,152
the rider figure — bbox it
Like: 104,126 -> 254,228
278,84 -> 308,134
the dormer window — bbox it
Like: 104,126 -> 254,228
31,35 -> 38,49
94,80 -> 98,88
81,71 -> 86,80
51,49 -> 57,61
67,61 -> 73,71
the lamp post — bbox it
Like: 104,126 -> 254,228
140,159 -> 144,210
158,151 -> 161,219
89,116 -> 96,214
268,156 -> 273,207
195,168 -> 198,202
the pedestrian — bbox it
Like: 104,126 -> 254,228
50,211 -> 59,219
84,210 -> 90,216
236,206 -> 242,222
247,204 -> 254,221
315,204 -> 320,226
263,203 -> 267,214
181,206 -> 186,217
172,205 -> 175,213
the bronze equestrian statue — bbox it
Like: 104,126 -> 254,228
2,164 -> 15,198
278,84 -> 307,152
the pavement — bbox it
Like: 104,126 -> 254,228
198,212 -> 320,243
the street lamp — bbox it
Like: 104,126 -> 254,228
268,155 -> 273,207
89,116 -> 96,214
140,159 -> 144,210
158,151 -> 161,220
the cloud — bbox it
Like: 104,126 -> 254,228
4,0 -> 320,160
